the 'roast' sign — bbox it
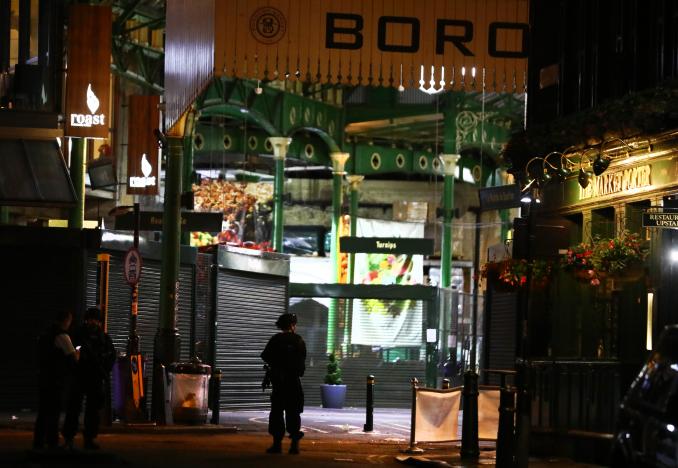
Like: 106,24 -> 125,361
65,5 -> 111,139
127,95 -> 160,196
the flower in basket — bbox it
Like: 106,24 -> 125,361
561,241 -> 600,285
531,259 -> 553,289
498,259 -> 530,288
591,230 -> 648,275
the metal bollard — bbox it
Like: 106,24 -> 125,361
496,383 -> 516,467
442,378 -> 451,389
460,370 -> 480,459
364,375 -> 375,432
210,369 -> 222,425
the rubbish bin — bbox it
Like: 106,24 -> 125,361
167,359 -> 211,425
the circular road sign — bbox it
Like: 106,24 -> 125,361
123,247 -> 143,286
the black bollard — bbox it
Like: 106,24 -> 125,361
460,370 -> 480,459
364,375 -> 375,432
496,381 -> 516,467
210,369 -> 222,424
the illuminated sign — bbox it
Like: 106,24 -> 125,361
579,164 -> 652,200
64,5 -> 111,138
69,84 -> 106,128
127,95 -> 160,196
129,154 -> 156,188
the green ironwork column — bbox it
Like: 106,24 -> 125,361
439,154 -> 460,288
269,137 -> 292,252
327,152 -> 349,355
68,138 -> 86,229
343,175 -> 364,356
180,136 -> 194,245
0,207 -> 9,224
153,135 -> 183,423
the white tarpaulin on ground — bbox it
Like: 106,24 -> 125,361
478,389 -> 500,440
414,389 -> 462,442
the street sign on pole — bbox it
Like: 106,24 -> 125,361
123,247 -> 142,286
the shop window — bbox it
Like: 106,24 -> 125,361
591,207 -> 615,239
626,200 -> 651,240
564,212 -> 583,244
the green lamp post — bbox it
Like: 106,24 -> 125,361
327,152 -> 350,355
268,137 -> 292,252
439,154 -> 460,288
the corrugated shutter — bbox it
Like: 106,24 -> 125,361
485,290 -> 517,386
293,298 -> 426,409
215,269 -> 288,410
86,252 -> 196,412
193,253 -> 213,363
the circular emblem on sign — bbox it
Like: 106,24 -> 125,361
472,165 -> 482,182
418,155 -> 429,170
193,133 -> 204,150
303,108 -> 312,124
289,107 -> 297,125
395,153 -> 406,169
123,248 -> 143,286
264,138 -> 273,152
250,7 -> 287,45
248,136 -> 258,150
432,157 -> 441,172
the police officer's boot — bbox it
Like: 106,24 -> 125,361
289,432 -> 303,454
266,438 -> 282,454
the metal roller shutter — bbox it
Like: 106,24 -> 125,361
293,298 -> 426,409
193,254 -> 213,363
215,269 -> 288,410
485,290 -> 517,386
177,265 -> 194,361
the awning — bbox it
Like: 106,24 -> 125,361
0,139 -> 77,207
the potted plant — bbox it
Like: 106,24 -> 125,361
320,353 -> 347,409
561,241 -> 600,285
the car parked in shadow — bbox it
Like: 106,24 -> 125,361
611,325 -> 678,467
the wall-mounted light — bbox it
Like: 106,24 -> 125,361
542,151 -> 572,183
577,148 -> 597,188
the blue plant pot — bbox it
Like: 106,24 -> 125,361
320,384 -> 347,409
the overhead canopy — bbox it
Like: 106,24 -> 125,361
0,139 -> 77,207
164,0 -> 529,131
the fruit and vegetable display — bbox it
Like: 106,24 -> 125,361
190,179 -> 274,250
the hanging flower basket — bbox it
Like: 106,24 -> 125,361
481,258 -> 552,292
561,231 -> 648,286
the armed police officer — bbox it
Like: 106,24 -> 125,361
63,307 -> 115,450
261,313 -> 307,455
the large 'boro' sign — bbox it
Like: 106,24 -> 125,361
213,0 -> 529,88
65,5 -> 111,139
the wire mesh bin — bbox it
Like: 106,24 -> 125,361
167,359 -> 211,425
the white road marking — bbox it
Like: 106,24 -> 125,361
301,425 -> 329,434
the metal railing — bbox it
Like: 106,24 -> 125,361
529,360 -> 622,435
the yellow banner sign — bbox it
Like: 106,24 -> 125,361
213,0 -> 529,90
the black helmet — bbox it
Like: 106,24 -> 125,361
275,313 -> 297,330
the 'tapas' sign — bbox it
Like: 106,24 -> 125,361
65,5 -> 111,139
127,95 -> 160,196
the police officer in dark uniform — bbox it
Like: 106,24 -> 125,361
261,313 -> 307,454
62,307 -> 115,450
33,310 -> 79,450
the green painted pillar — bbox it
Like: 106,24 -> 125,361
68,138 -> 86,229
269,137 -> 292,252
0,207 -> 9,224
346,175 -> 364,283
153,135 -> 183,423
327,152 -> 350,355
440,154 -> 460,288
344,175 -> 364,356
180,136 -> 194,245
